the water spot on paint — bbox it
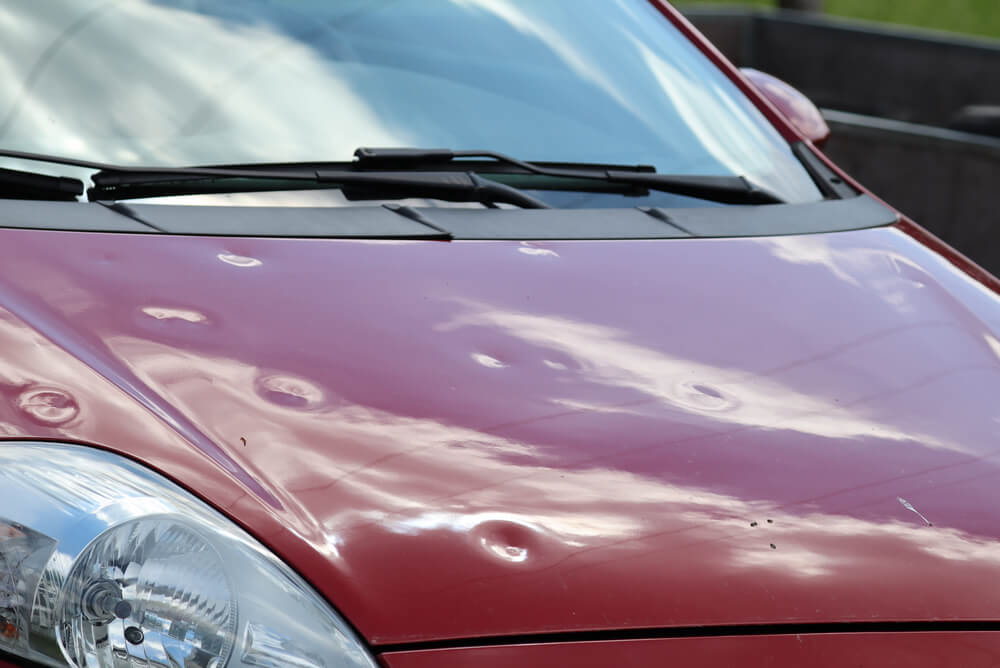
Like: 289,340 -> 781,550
17,387 -> 79,426
255,374 -> 324,409
141,306 -> 208,323
217,252 -> 262,268
472,353 -> 507,369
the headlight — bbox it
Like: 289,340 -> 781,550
0,442 -> 376,668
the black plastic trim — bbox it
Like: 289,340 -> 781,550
0,193 -> 897,240
792,141 -> 859,199
100,202 -> 166,233
375,620 -> 1000,654
0,199 -> 154,233
637,206 -> 695,235
423,206 -> 690,240
423,193 -> 895,240
666,192 -> 895,238
111,203 -> 450,239
382,204 -> 453,239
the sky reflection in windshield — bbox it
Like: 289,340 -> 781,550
0,0 -> 820,202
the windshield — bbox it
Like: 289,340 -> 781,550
0,0 -> 821,204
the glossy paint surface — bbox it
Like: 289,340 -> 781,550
740,68 -> 832,147
382,632 -> 1000,667
0,223 -> 999,646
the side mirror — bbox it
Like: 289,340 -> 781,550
740,68 -> 830,148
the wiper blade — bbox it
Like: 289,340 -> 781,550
354,148 -> 784,205
0,148 -> 549,209
0,146 -> 779,206
0,166 -> 83,201
89,168 -> 549,209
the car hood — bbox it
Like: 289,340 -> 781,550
0,221 -> 1000,645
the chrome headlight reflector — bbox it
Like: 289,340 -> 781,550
0,442 -> 375,668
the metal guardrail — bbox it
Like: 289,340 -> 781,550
822,111 -> 1000,272
683,7 -> 1000,125
682,7 -> 1000,274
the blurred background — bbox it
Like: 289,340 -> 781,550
679,0 -> 1000,273
686,1 -> 1000,39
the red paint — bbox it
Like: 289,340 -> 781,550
0,224 -> 999,646
897,217 -> 1000,296
381,632 -> 1000,667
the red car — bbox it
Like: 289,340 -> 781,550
1,1 -> 998,667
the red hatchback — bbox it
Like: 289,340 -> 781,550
1,1 -> 999,667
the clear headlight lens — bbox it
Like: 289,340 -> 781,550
0,442 -> 376,668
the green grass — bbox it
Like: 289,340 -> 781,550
681,0 -> 1000,40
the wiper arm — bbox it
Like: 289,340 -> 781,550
0,166 -> 83,201
94,169 -> 549,209
0,148 -> 549,209
88,167 -> 548,209
355,148 -> 783,205
0,146 -> 778,206
330,171 -> 552,209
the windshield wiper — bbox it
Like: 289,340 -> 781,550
0,146 -> 780,206
354,148 -> 784,205
91,168 -> 551,209
87,150 -> 780,206
0,147 -> 549,209
0,166 -> 82,201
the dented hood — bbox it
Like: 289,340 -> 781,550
1,221 -> 1000,645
